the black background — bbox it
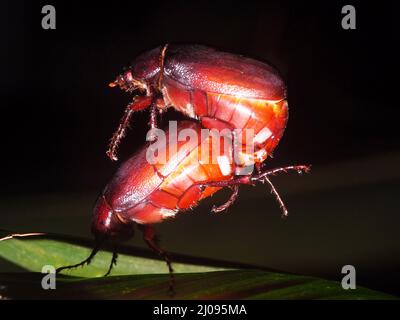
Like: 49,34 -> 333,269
1,0 -> 399,296
1,0 -> 397,192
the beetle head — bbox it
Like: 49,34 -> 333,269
109,70 -> 149,95
91,195 -> 135,243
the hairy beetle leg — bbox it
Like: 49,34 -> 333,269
147,103 -> 160,142
198,165 -> 311,216
211,185 -> 240,213
251,165 -> 311,181
56,243 -> 119,277
56,245 -> 100,274
104,250 -> 118,277
251,164 -> 311,217
263,176 -> 288,217
107,96 -> 152,161
138,224 -> 175,296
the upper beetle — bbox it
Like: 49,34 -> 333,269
107,44 -> 288,169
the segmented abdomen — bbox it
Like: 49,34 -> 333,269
124,122 -> 234,224
163,77 -> 288,162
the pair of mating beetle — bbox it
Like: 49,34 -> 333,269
56,44 -> 310,292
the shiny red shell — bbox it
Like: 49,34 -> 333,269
95,121 -> 236,227
123,44 -> 289,165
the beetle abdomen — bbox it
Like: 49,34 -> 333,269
138,123 -> 233,223
113,121 -> 235,224
163,76 -> 289,164
155,140 -> 231,211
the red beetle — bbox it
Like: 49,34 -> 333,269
57,121 -> 309,293
107,44 -> 288,169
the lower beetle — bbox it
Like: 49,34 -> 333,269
57,121 -> 309,293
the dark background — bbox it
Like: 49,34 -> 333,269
1,0 -> 399,295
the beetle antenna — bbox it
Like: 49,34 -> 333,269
211,185 -> 240,213
56,243 -> 100,274
0,232 -> 46,242
104,249 -> 118,277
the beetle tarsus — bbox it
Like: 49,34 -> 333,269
264,176 -> 288,217
195,164 -> 310,216
251,165 -> 311,182
250,164 -> 310,217
211,185 -> 240,213
56,246 -> 100,274
107,106 -> 135,161
107,96 -> 153,161
104,250 -> 118,277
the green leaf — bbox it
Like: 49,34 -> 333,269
0,236 -> 225,277
0,235 -> 397,299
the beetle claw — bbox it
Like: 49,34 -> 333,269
109,81 -> 117,88
106,150 -> 118,162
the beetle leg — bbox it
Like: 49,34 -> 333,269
147,97 -> 165,141
263,176 -> 288,217
148,103 -> 159,141
138,224 -> 175,295
255,162 -> 263,174
211,185 -> 240,213
56,245 -> 100,274
107,96 -> 152,161
251,164 -> 310,217
103,250 -> 118,277
196,164 -> 310,217
251,165 -> 311,182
